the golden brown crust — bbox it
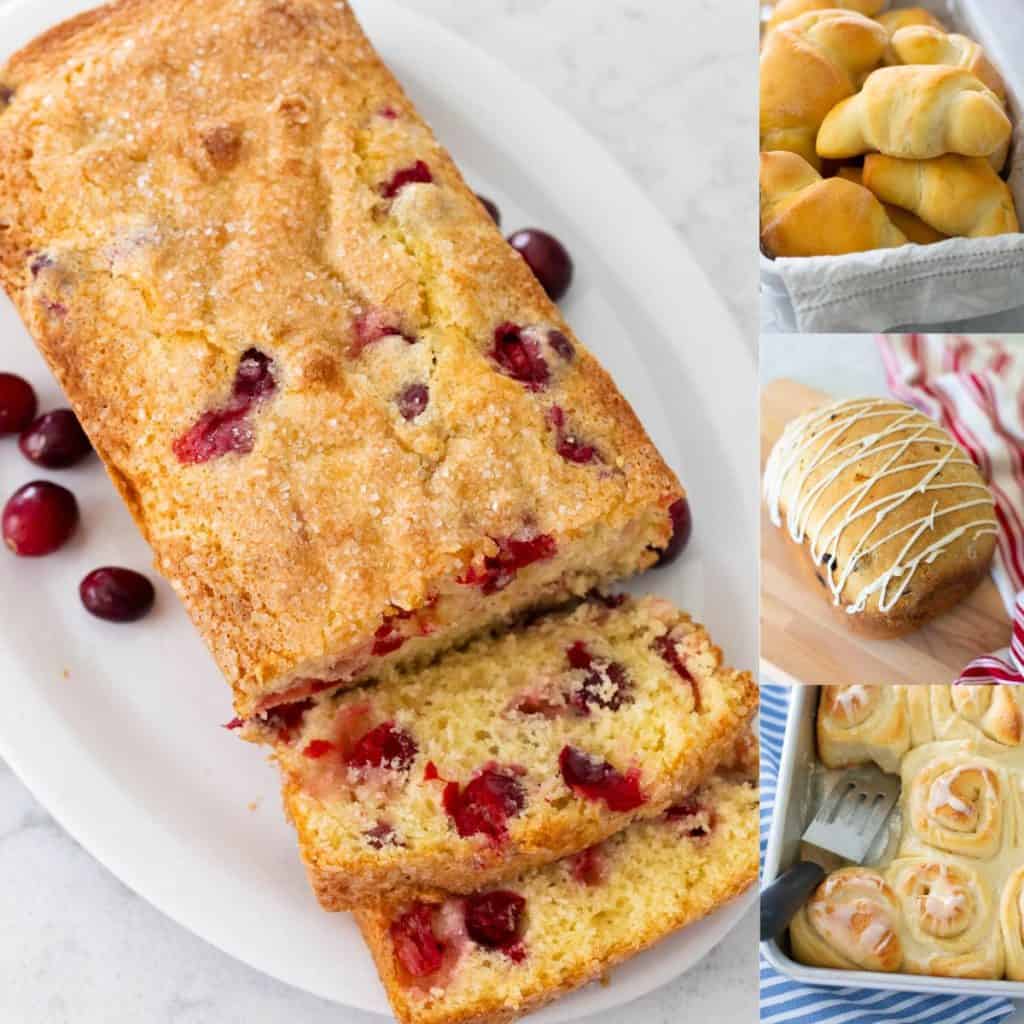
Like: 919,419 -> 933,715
0,0 -> 681,716
270,598 -> 757,909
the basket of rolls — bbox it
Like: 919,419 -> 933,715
759,0 -> 1024,332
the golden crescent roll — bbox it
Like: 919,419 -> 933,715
760,151 -> 907,256
877,8 -> 948,65
837,166 -> 948,243
891,26 -> 1006,102
863,154 -> 1020,238
817,66 -> 1012,161
766,0 -> 888,35
761,11 -> 889,170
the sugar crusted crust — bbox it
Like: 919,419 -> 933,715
354,772 -> 759,1024
0,0 -> 681,715
270,596 -> 758,909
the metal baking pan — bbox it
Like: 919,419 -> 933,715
760,684 -> 1024,998
759,0 -> 1024,332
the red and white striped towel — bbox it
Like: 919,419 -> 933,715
878,334 -> 1024,683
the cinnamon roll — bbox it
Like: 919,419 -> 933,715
1000,866 -> 1024,981
817,684 -> 910,773
790,867 -> 904,971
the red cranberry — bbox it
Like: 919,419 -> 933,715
397,382 -> 429,421
464,891 -> 525,951
352,309 -> 416,356
570,845 -> 606,886
559,746 -> 645,812
19,409 -> 91,468
655,498 -> 692,566
458,532 -> 557,595
391,904 -> 445,978
302,739 -> 335,759
372,621 -> 408,657
346,722 -> 418,771
173,349 -> 276,464
79,567 -> 155,622
3,481 -> 78,556
653,634 -> 700,709
547,406 -> 598,465
489,322 -> 549,391
223,718 -> 244,731
666,796 -> 714,837
381,160 -> 433,199
264,698 -> 314,743
547,330 -> 574,362
567,644 -> 632,714
507,229 -> 573,301
477,194 -> 501,226
443,766 -> 525,841
0,373 -> 37,434
365,821 -> 401,848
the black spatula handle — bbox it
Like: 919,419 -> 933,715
760,861 -> 826,942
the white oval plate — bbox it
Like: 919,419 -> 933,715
0,0 -> 756,1019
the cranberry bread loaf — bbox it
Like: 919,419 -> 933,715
0,0 -> 683,717
764,397 -> 997,637
251,595 -> 757,908
356,765 -> 759,1024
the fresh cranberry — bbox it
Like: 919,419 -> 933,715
379,106 -> 399,119
397,382 -> 429,421
424,761 -> 441,781
19,409 -> 91,468
588,590 -> 626,609
547,406 -> 598,465
507,229 -> 573,301
559,746 -> 645,812
29,253 -> 54,277
223,718 -> 244,731
489,322 -> 549,391
567,644 -> 632,713
443,766 -> 525,841
372,621 -> 408,657
514,692 -> 563,717
477,194 -> 501,226
79,567 -> 155,622
391,904 -> 445,978
464,891 -> 525,952
570,845 -> 606,886
302,739 -> 335,759
458,532 -> 557,595
381,160 -> 433,199
346,722 -> 418,771
655,498 -> 692,566
2,481 -> 78,556
365,821 -> 401,848
264,698 -> 314,743
547,330 -> 574,362
0,373 -> 37,434
173,348 -> 276,464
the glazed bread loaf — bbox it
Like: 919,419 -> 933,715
764,398 -> 997,636
817,66 -> 1012,160
256,596 -> 757,908
760,10 -> 888,169
760,151 -> 907,256
890,26 -> 1006,103
836,165 -> 946,244
766,0 -> 888,35
356,770 -> 758,1024
0,0 -> 684,718
863,154 -> 1020,238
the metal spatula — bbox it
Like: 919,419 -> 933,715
760,764 -> 900,942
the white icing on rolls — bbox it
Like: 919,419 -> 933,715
764,398 -> 998,616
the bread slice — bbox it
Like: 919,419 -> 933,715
251,595 -> 757,908
764,397 -> 997,636
0,0 -> 683,718
355,765 -> 758,1024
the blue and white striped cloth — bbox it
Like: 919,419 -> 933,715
759,684 -> 1016,1024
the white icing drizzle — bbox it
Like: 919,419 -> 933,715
927,767 -> 976,818
833,684 -> 872,718
764,398 -> 998,615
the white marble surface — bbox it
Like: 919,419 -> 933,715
0,2 -> 757,1023
761,333 -> 1024,1023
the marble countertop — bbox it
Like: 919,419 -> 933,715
761,333 -> 1024,1023
0,2 -> 756,1022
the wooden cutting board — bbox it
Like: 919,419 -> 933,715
761,379 -> 1012,685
